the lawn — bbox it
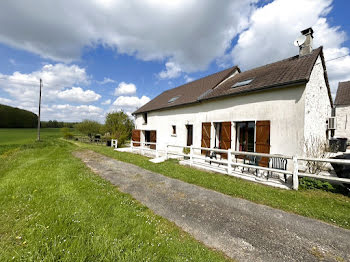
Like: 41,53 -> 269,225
79,142 -> 350,230
0,132 -> 228,261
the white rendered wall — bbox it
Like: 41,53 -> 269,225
303,56 -> 332,146
335,105 -> 350,138
135,85 -> 306,157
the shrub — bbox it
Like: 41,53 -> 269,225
183,147 -> 190,155
103,111 -> 134,147
61,127 -> 74,140
299,177 -> 336,192
304,137 -> 330,174
75,120 -> 102,138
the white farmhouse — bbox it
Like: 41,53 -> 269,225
132,28 -> 333,167
335,81 -> 350,139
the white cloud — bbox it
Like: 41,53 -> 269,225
97,77 -> 116,85
44,104 -> 104,122
57,87 -> 101,103
0,0 -> 256,71
101,99 -> 111,105
230,0 -> 350,97
184,75 -> 194,83
114,82 -> 137,96
110,95 -> 150,114
0,63 -> 106,121
159,61 -> 182,79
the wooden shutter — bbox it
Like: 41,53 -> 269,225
201,122 -> 211,154
255,121 -> 270,167
220,122 -> 231,159
150,130 -> 157,149
132,129 -> 141,147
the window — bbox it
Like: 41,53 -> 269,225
236,121 -> 255,152
143,113 -> 147,124
172,125 -> 176,135
232,79 -> 253,88
168,95 -> 181,103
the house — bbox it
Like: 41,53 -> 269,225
335,81 -> 350,139
132,28 -> 333,167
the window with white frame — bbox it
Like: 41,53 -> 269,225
172,125 -> 176,135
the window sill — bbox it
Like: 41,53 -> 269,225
171,134 -> 177,137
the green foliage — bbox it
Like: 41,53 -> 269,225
103,111 -> 134,147
0,104 -> 38,128
183,147 -> 190,155
60,127 -> 74,140
299,177 -> 340,193
75,120 -> 102,137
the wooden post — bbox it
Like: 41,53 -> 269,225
141,142 -> 144,155
227,149 -> 232,175
155,143 -> 159,158
37,79 -> 42,141
131,140 -> 133,152
165,145 -> 168,160
190,145 -> 193,166
293,156 -> 299,190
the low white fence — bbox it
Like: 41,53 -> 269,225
130,141 -> 350,190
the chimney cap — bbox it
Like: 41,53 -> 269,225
301,27 -> 314,37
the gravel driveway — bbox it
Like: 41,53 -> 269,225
73,150 -> 350,262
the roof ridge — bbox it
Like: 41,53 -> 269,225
238,46 -> 322,75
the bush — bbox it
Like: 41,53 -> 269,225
75,120 -> 102,138
61,127 -> 74,140
183,147 -> 190,155
103,111 -> 134,147
299,177 -> 336,192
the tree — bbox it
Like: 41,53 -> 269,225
75,120 -> 102,138
104,111 -> 134,146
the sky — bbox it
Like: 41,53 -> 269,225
0,0 -> 349,122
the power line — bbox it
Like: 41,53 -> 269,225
325,54 -> 349,63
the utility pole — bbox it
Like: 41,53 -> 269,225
37,78 -> 42,141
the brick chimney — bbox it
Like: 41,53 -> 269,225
299,27 -> 314,56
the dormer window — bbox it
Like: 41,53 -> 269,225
143,113 -> 147,124
232,79 -> 253,88
168,95 -> 181,103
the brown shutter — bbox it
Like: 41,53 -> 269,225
255,121 -> 270,167
132,129 -> 141,147
220,122 -> 231,159
150,130 -> 157,149
201,122 -> 211,154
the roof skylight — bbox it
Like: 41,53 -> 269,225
168,95 -> 181,103
232,79 -> 253,88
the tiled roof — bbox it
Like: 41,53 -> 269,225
335,81 -> 350,105
133,66 -> 239,114
133,47 -> 325,114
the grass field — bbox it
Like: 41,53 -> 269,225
0,128 -> 62,145
0,129 -> 228,261
79,142 -> 350,230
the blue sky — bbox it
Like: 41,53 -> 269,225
0,0 -> 349,122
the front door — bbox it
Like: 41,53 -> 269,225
255,121 -> 270,167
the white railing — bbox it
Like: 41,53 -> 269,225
111,139 -> 118,148
166,144 -> 350,190
131,141 -> 160,158
129,141 -> 350,190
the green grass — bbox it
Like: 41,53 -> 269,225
80,143 -> 350,230
0,135 -> 229,261
0,128 -> 62,145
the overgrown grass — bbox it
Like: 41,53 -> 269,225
0,138 -> 229,261
80,143 -> 350,230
